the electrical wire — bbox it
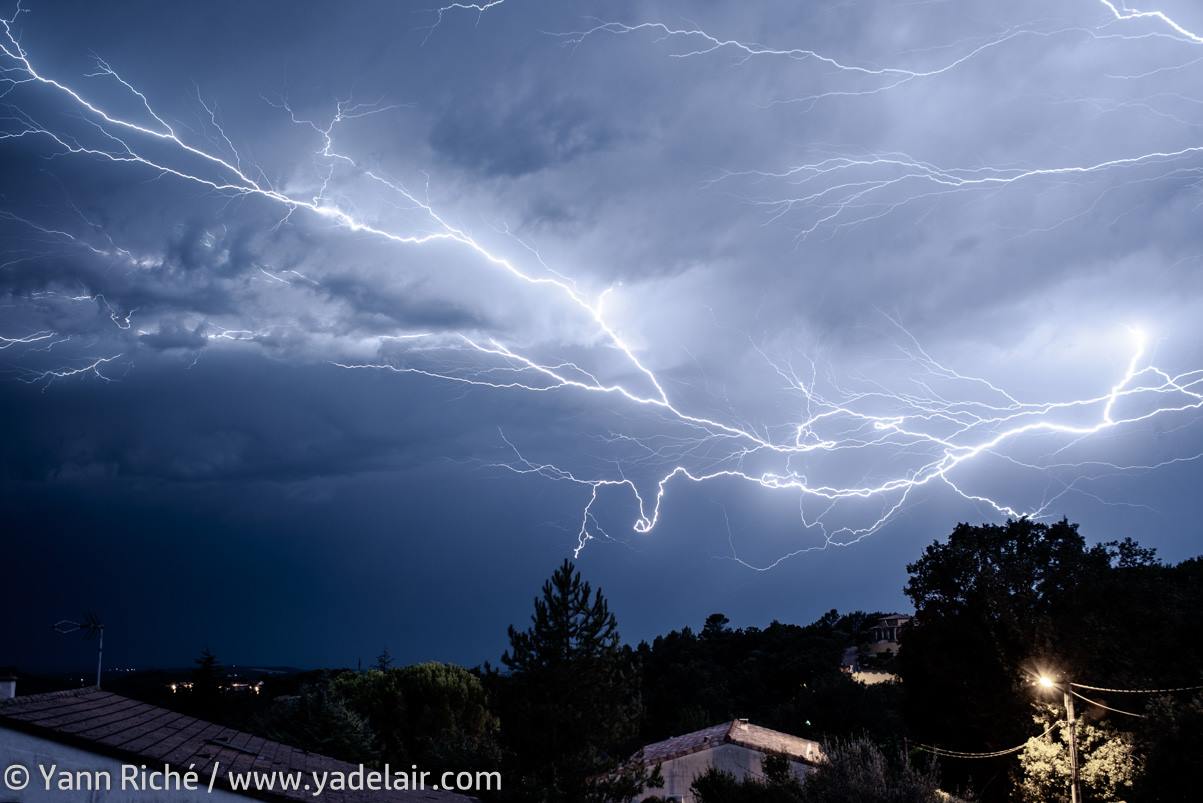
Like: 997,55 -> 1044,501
910,676 -> 1201,760
1069,688 -> 1146,718
912,720 -> 1058,759
1070,681 -> 1203,695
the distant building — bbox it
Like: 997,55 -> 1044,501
626,719 -> 823,802
0,684 -> 473,802
866,616 -> 909,659
839,615 -> 911,685
866,614 -> 911,656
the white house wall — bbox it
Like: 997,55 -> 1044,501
636,744 -> 813,803
0,727 -> 253,803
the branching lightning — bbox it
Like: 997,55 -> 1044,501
713,146 -> 1203,240
424,1 -> 508,41
553,2 -> 1203,239
3,1 -> 1203,564
17,353 -> 123,388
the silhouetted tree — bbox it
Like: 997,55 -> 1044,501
900,519 -> 1111,798
1131,690 -> 1203,802
498,559 -> 650,802
375,647 -> 392,671
190,647 -> 223,714
701,612 -> 731,638
637,611 -> 900,746
900,519 -> 1203,801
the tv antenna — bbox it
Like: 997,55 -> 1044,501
53,614 -> 105,688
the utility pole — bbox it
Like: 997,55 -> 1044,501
1038,673 -> 1083,803
1063,687 -> 1081,803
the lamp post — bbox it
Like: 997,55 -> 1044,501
1038,674 -> 1081,803
52,616 -> 105,688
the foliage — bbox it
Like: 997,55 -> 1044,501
328,668 -> 407,761
585,762 -> 664,803
332,662 -> 500,770
691,762 -> 806,803
689,739 -> 944,803
256,681 -> 377,764
1016,709 -> 1139,802
801,738 -> 946,803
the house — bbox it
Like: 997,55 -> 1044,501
627,719 -> 823,802
867,614 -> 911,654
0,684 -> 474,802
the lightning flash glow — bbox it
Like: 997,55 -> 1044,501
3,1 -> 1203,565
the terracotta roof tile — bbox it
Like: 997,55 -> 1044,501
632,719 -> 824,766
1,688 -> 474,802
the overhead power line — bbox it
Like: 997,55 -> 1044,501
1070,681 -> 1203,695
1069,688 -> 1146,719
912,721 -> 1058,760
912,676 -> 1201,765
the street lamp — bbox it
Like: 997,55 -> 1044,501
1036,673 -> 1081,803
52,615 -> 105,689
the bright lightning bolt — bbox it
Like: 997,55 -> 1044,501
3,1 -> 1203,565
1096,1 -> 1203,44
18,354 -> 123,388
0,330 -> 55,349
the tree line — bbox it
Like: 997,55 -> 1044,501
164,519 -> 1201,802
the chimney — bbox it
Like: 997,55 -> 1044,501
0,674 -> 15,701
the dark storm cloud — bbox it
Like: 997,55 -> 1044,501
0,352 -> 519,484
137,320 -> 207,351
430,91 -> 622,177
3,0 -> 1203,671
320,271 -> 489,331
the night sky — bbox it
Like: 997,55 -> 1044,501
4,0 -> 1203,673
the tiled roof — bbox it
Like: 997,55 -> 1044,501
0,688 -> 473,802
631,722 -> 732,764
631,720 -> 823,766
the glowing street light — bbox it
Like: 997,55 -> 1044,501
1034,672 -> 1081,803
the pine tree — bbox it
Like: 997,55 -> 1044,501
190,647 -> 223,718
375,647 -> 393,671
500,559 -> 653,802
